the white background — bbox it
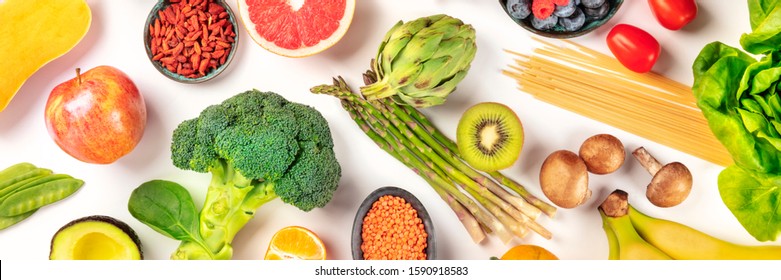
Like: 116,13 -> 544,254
2,0 -> 779,260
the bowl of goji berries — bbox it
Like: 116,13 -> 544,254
351,186 -> 435,260
144,0 -> 239,83
501,0 -> 623,39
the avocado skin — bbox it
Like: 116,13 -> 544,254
49,215 -> 143,260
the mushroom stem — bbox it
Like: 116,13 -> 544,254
632,147 -> 662,175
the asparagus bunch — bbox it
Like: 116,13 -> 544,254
310,70 -> 556,244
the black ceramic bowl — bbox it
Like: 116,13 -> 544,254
500,0 -> 623,39
351,186 -> 436,260
143,0 -> 239,83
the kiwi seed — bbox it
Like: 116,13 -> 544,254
456,102 -> 524,172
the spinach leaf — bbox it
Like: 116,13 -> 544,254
719,165 -> 781,241
128,180 -> 202,242
742,0 -> 781,54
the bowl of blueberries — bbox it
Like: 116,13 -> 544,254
500,0 -> 623,39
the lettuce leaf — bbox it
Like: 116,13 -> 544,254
742,0 -> 781,54
693,1 -> 781,242
719,165 -> 781,241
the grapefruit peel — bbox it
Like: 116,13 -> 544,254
237,0 -> 355,58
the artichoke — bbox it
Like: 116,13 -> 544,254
361,14 -> 477,108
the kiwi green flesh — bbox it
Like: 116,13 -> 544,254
457,102 -> 523,172
50,215 -> 142,260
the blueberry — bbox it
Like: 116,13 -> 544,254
581,0 -> 606,9
583,2 -> 610,20
558,8 -> 586,31
506,0 -> 531,20
553,0 -> 577,17
531,14 -> 558,30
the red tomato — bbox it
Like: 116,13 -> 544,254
606,24 -> 660,73
648,0 -> 698,30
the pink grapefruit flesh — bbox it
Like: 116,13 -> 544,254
238,0 -> 355,57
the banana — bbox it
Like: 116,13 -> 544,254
601,209 -> 672,260
628,205 -> 781,260
601,211 -> 620,260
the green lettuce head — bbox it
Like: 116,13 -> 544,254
692,0 -> 781,242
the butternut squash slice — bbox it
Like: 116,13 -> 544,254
0,0 -> 91,112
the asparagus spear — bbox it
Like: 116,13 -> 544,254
311,77 -> 555,242
342,99 -> 499,243
383,88 -> 557,218
327,78 -> 550,238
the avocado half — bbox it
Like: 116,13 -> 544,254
50,215 -> 143,260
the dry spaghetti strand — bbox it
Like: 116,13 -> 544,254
503,38 -> 731,166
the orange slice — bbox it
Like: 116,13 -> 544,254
264,226 -> 326,260
499,245 -> 559,260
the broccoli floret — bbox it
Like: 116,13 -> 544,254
168,89 -> 342,259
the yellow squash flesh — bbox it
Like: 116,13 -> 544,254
0,0 -> 91,112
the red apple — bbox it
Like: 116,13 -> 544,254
45,66 -> 146,164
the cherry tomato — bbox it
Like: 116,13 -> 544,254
648,0 -> 698,30
606,24 -> 660,73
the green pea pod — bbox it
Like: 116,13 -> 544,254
0,173 -> 71,202
0,209 -> 37,230
0,178 -> 83,216
0,163 -> 36,182
0,174 -> 50,200
0,168 -> 51,192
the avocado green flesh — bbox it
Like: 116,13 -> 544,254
50,216 -> 142,260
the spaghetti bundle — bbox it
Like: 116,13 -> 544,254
503,38 -> 731,166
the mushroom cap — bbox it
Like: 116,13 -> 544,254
579,134 -> 626,175
646,162 -> 693,207
540,150 -> 591,208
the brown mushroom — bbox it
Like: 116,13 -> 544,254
539,150 -> 591,208
632,147 -> 692,207
579,134 -> 626,175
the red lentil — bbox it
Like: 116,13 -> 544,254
361,195 -> 428,260
148,0 -> 236,79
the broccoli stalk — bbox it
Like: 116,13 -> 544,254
172,159 -> 278,260
130,90 -> 341,260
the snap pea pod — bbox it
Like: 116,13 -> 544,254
0,173 -> 67,201
0,178 -> 84,216
0,174 -> 49,199
0,209 -> 37,230
0,167 -> 51,192
0,163 -> 36,182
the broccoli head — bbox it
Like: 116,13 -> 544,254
171,89 -> 341,211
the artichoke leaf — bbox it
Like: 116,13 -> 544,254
396,93 -> 446,108
381,34 -> 412,75
427,15 -> 462,39
407,56 -> 452,91
391,29 -> 444,70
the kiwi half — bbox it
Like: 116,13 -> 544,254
456,102 -> 524,172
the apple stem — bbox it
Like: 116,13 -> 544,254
76,68 -> 82,86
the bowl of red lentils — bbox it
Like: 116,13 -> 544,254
143,0 -> 239,83
351,186 -> 435,260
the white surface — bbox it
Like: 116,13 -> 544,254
1,0 -> 778,260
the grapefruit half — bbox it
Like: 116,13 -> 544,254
238,0 -> 355,58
